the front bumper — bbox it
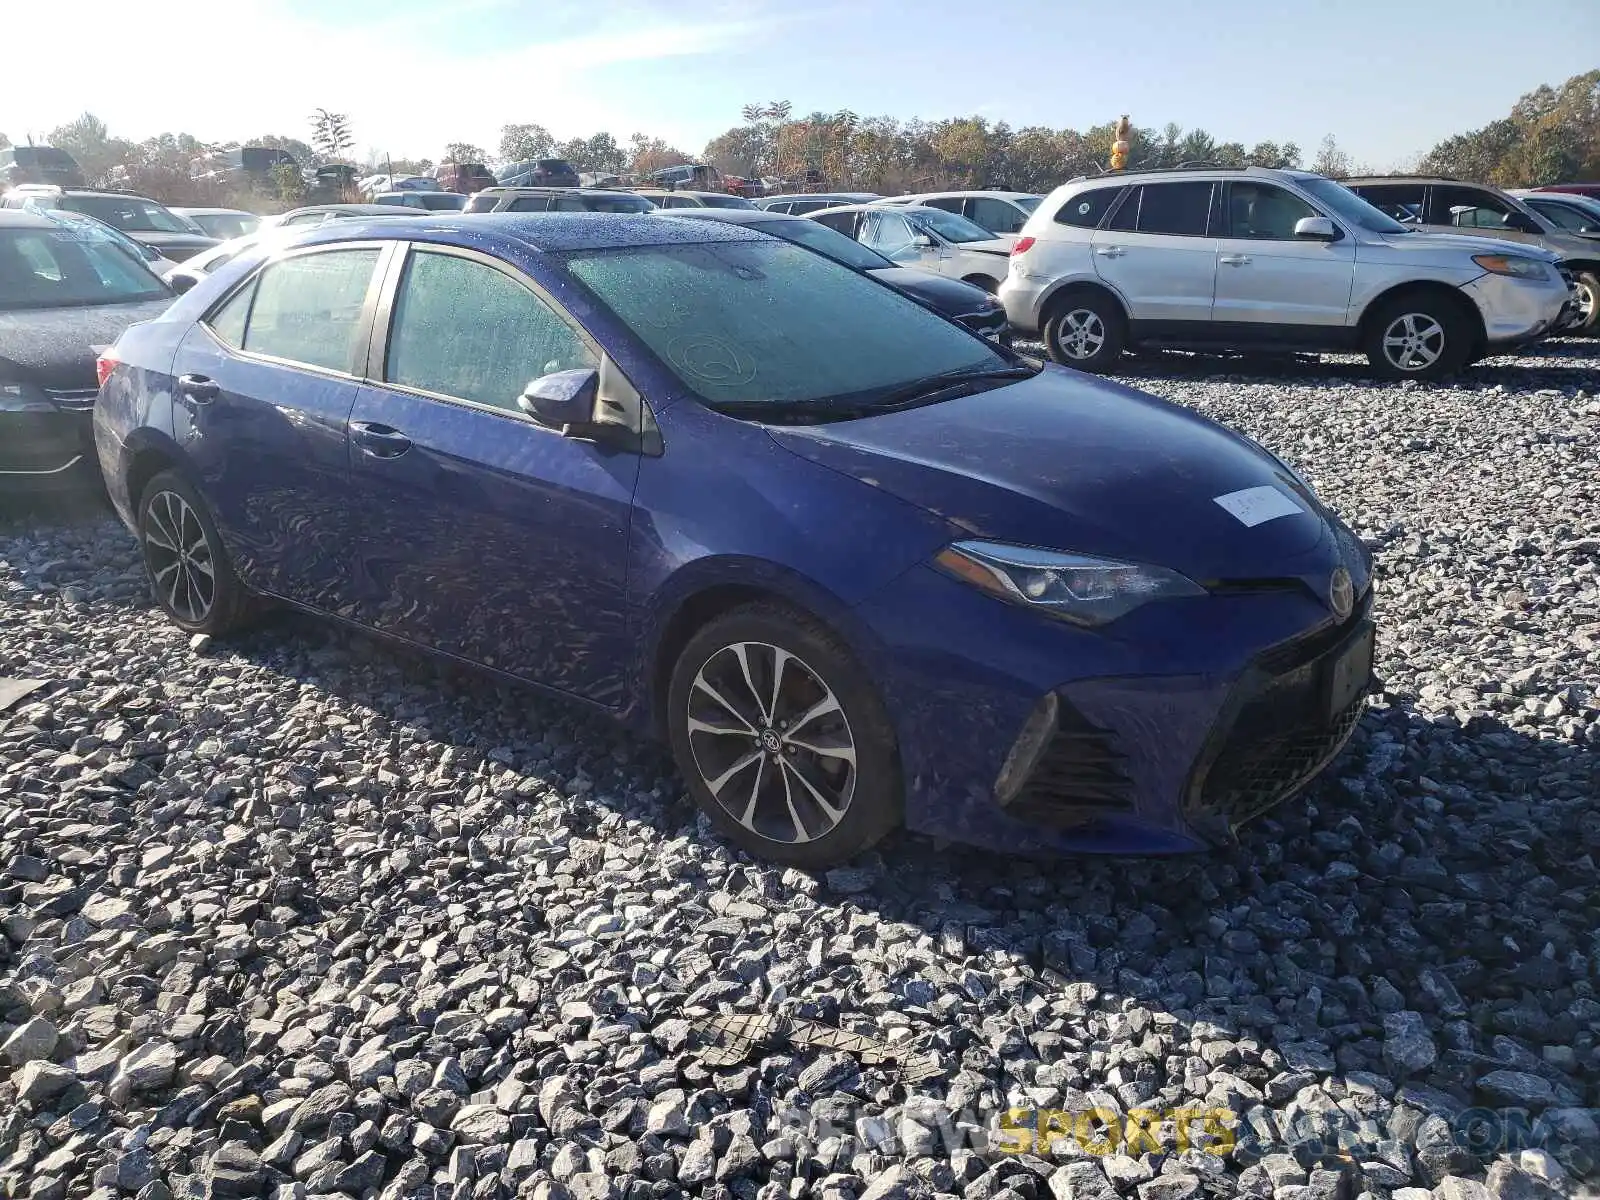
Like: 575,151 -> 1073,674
1461,270 -> 1572,347
960,308 -> 1012,346
855,558 -> 1374,855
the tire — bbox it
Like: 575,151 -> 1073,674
1042,291 -> 1125,372
137,469 -> 256,635
1363,293 -> 1473,380
666,602 -> 902,868
1569,271 -> 1600,336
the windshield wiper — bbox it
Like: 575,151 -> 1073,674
858,364 -> 1037,413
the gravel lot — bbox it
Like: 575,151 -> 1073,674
2,343 -> 1598,1200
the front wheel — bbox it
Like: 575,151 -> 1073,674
666,603 -> 902,868
1043,293 -> 1125,372
1363,294 -> 1472,380
137,470 -> 256,635
1569,271 -> 1599,336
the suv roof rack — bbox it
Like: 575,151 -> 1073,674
1074,162 -> 1273,182
1342,173 -> 1459,182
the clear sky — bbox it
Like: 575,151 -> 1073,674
8,0 -> 1598,168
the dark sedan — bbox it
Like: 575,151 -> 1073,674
664,207 -> 1010,343
1,188 -> 219,262
96,214 -> 1374,865
0,210 -> 172,490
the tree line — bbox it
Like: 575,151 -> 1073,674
3,70 -> 1593,211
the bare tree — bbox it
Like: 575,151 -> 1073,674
309,109 -> 354,162
1310,134 -> 1352,178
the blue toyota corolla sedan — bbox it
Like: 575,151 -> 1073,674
93,214 -> 1375,866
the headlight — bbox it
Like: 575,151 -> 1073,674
0,382 -> 54,413
935,540 -> 1205,626
1471,254 -> 1550,281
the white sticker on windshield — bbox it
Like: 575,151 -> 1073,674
1213,485 -> 1304,528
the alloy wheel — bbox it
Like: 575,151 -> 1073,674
1576,280 -> 1597,328
143,489 -> 216,624
1058,309 -> 1107,360
685,641 -> 856,845
1381,312 -> 1445,372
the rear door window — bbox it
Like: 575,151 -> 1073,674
1351,184 -> 1425,225
239,248 -> 379,373
507,196 -> 550,212
1132,182 -> 1214,236
968,197 -> 1026,234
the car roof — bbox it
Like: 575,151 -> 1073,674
476,186 -> 629,196
284,203 -> 412,216
806,203 -> 949,218
660,208 -> 796,225
899,189 -> 1040,200
170,207 -> 256,217
1342,175 -> 1472,186
296,211 -> 767,254
761,192 -> 879,203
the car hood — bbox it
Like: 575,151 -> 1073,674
868,267 -> 996,315
0,298 -> 172,390
765,367 -> 1335,583
1370,230 -> 1560,261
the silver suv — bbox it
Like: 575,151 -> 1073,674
1001,166 -> 1575,379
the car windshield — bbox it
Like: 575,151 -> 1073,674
0,227 -> 170,309
564,239 -> 1007,416
699,194 -> 755,209
189,213 -> 260,239
61,194 -> 192,233
419,194 -> 467,210
913,208 -> 996,244
753,218 -> 891,271
549,194 -> 655,213
1297,178 -> 1410,235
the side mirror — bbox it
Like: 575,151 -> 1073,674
517,368 -> 601,434
912,233 -> 936,249
1294,216 -> 1339,241
1504,211 -> 1538,233
168,273 -> 197,295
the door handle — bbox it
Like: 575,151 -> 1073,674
350,421 -> 413,459
1094,246 -> 1126,258
176,374 -> 219,404
1220,254 -> 1252,266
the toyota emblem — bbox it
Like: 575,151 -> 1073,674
1329,567 -> 1354,620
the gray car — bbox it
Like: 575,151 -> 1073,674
1344,176 -> 1600,333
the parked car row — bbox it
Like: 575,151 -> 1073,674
86,209 -> 1380,867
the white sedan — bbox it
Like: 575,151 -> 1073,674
807,203 -> 1017,292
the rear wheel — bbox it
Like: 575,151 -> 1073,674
1363,293 -> 1472,380
137,470 -> 256,635
667,603 -> 901,868
1042,292 -> 1125,372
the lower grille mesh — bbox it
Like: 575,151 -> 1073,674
1008,702 -> 1135,828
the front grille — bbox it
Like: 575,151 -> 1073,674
1186,606 -> 1372,832
1194,691 -> 1364,828
1008,702 -> 1135,828
45,388 -> 97,410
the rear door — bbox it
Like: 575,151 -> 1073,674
341,243 -> 640,702
1090,181 -> 1218,325
1210,181 -> 1356,329
169,243 -> 387,608
966,196 -> 1028,235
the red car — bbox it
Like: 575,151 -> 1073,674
1535,183 -> 1600,200
435,162 -> 496,194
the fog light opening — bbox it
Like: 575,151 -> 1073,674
995,692 -> 1059,807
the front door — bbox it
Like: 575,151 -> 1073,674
1428,184 -> 1546,250
1210,181 -> 1356,328
169,244 -> 384,608
343,244 -> 640,704
1090,181 -> 1218,325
